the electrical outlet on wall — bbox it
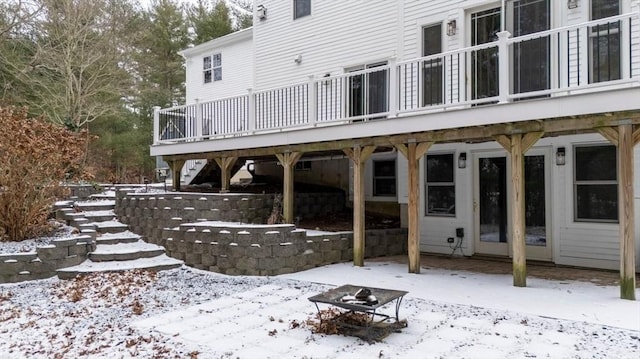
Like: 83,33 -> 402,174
447,237 -> 454,243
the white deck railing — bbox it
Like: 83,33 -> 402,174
154,12 -> 640,145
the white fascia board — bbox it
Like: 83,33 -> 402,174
179,27 -> 253,58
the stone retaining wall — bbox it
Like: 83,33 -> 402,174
151,223 -> 407,276
116,191 -> 346,240
0,235 -> 94,283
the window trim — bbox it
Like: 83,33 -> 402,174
573,143 -> 618,223
293,0 -> 311,20
203,53 -> 222,84
372,159 -> 397,197
425,152 -> 456,217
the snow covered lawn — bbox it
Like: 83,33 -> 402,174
0,261 -> 638,358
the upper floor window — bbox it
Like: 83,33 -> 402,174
590,0 -> 620,83
422,23 -> 443,106
373,159 -> 396,197
203,53 -> 222,84
425,153 -> 455,216
574,144 -> 618,222
294,0 -> 311,19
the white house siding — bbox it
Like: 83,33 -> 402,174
400,133 -> 639,270
183,30 -> 254,104
252,0 -> 401,89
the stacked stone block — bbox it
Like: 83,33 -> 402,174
0,235 -> 94,283
156,222 -> 406,276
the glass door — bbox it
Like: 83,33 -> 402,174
475,154 -> 509,256
510,0 -> 551,95
474,150 -> 552,260
471,7 -> 501,101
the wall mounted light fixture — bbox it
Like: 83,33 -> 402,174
556,147 -> 566,166
447,20 -> 457,36
458,152 -> 467,168
257,4 -> 267,20
567,0 -> 578,9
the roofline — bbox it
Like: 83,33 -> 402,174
179,27 -> 253,58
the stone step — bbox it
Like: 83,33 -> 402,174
75,200 -> 116,212
96,231 -> 141,245
89,241 -> 166,262
93,221 -> 130,234
83,210 -> 116,222
89,190 -> 116,200
56,255 -> 183,280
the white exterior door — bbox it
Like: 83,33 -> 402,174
473,148 -> 552,260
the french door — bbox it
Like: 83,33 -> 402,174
470,0 -> 551,99
474,149 -> 552,260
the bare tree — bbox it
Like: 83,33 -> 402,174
18,0 -> 134,130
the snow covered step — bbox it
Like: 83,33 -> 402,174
74,200 -> 116,212
93,220 -> 129,234
56,255 -> 183,279
89,241 -> 166,262
96,231 -> 141,245
83,210 -> 116,222
89,190 -> 116,200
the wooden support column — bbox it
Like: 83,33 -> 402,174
598,125 -> 637,300
495,132 -> 543,287
344,145 -> 376,267
618,124 -> 636,300
214,157 -> 238,193
396,142 -> 433,274
167,159 -> 185,192
275,152 -> 303,224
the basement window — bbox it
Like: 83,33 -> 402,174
425,153 -> 455,216
373,160 -> 396,197
574,144 -> 618,222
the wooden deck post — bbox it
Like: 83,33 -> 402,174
167,159 -> 185,192
396,142 -> 433,274
495,132 -> 543,287
275,152 -> 303,224
618,124 -> 636,300
214,157 -> 238,193
344,145 -> 376,267
598,125 -> 637,300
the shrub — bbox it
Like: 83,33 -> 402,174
0,107 -> 92,241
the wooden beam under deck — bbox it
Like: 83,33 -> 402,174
213,157 -> 238,193
275,152 -> 303,224
167,159 -> 185,192
344,145 -> 376,267
617,124 -> 635,300
396,142 -> 433,274
495,131 -> 544,288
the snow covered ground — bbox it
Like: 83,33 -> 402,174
0,260 -> 638,358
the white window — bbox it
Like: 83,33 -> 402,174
574,144 -> 618,222
425,153 -> 455,216
373,160 -> 396,197
203,53 -> 222,84
294,0 -> 311,19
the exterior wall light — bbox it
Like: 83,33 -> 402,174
458,152 -> 467,168
567,0 -> 578,9
556,147 -> 566,166
447,20 -> 457,36
257,5 -> 267,20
